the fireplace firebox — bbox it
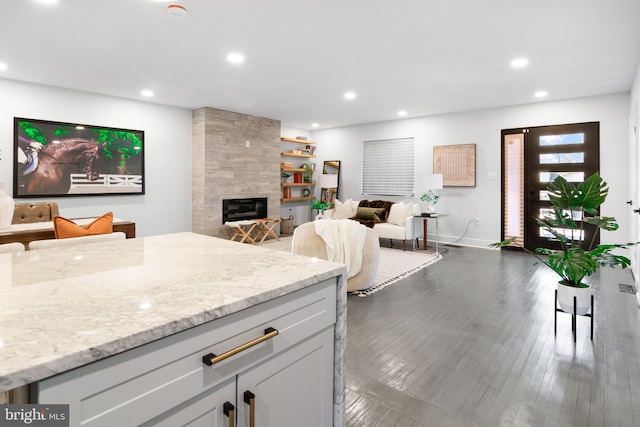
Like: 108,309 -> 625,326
222,198 -> 268,224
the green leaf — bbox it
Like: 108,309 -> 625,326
546,173 -> 608,212
576,173 -> 608,213
596,252 -> 631,269
489,237 -> 518,248
546,247 -> 597,286
583,216 -> 619,231
546,175 -> 575,210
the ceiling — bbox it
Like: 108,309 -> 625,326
2,0 -> 639,130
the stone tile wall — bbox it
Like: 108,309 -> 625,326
192,107 -> 281,238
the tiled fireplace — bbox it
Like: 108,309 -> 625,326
192,107 -> 281,238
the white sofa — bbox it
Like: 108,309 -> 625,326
324,199 -> 419,251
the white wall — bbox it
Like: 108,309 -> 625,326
311,92 -> 631,248
1,79 -> 630,244
0,79 -> 192,237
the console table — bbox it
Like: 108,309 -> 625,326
413,214 -> 448,253
0,218 -> 135,247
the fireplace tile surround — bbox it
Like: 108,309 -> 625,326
192,107 -> 281,238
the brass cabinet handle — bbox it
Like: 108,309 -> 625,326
244,390 -> 256,427
202,327 -> 279,366
223,402 -> 235,427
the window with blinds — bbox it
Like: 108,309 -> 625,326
362,138 -> 415,196
503,133 -> 524,246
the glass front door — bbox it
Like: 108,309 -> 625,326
501,122 -> 600,252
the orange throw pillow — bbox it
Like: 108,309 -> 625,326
53,212 -> 114,239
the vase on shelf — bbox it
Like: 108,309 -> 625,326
0,183 -> 15,230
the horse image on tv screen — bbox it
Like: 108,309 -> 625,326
14,118 -> 144,197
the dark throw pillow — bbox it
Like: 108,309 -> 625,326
355,207 -> 386,222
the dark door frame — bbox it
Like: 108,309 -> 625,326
501,122 -> 600,251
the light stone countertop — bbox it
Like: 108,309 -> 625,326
0,232 -> 346,392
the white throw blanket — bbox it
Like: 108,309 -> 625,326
314,219 -> 366,279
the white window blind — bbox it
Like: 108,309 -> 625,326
504,133 -> 524,246
362,138 -> 415,196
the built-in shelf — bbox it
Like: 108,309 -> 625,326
281,137 -> 317,205
282,182 -> 315,187
280,137 -> 316,145
281,152 -> 315,158
281,167 -> 316,173
281,196 -> 316,202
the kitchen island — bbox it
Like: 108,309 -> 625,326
0,232 -> 346,426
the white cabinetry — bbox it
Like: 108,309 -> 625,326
37,280 -> 337,427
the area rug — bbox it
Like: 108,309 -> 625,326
261,237 -> 441,297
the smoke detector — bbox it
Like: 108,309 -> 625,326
167,4 -> 187,18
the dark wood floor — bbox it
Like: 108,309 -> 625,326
345,245 -> 640,427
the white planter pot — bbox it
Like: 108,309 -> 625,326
557,282 -> 592,315
0,183 -> 15,230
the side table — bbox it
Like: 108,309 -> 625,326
225,218 -> 281,245
413,214 -> 448,253
252,218 -> 281,244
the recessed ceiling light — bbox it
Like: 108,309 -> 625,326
398,110 -> 407,117
141,89 -> 154,97
167,4 -> 187,18
511,58 -> 529,68
311,123 -> 319,128
344,91 -> 356,100
534,90 -> 548,98
227,53 -> 245,64
0,63 -> 7,72
36,0 -> 58,4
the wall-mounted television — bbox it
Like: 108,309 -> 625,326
13,117 -> 145,198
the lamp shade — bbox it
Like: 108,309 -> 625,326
418,173 -> 443,190
318,173 -> 338,188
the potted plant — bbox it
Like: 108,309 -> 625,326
310,200 -> 332,220
491,173 -> 637,315
420,190 -> 440,213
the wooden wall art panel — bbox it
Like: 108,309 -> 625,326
433,143 -> 476,187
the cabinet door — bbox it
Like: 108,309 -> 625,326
141,378 -> 236,427
236,327 -> 334,427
